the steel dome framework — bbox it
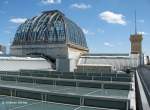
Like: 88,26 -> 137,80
12,10 -> 88,49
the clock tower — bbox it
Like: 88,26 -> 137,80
130,11 -> 143,54
130,34 -> 143,54
129,11 -> 144,66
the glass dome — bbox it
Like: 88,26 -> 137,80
12,10 -> 88,49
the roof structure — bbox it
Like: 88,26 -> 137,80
12,10 -> 88,49
0,56 -> 52,71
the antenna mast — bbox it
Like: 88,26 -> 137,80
134,11 -> 137,35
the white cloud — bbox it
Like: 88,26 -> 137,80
104,42 -> 114,47
82,28 -> 88,34
138,19 -> 144,23
41,0 -> 61,4
0,10 -> 6,14
97,28 -> 104,33
138,32 -> 149,35
71,3 -> 91,10
82,28 -> 95,36
4,30 -> 11,34
10,18 -> 27,24
99,11 -> 126,25
117,42 -> 123,46
7,26 -> 17,29
4,1 -> 8,4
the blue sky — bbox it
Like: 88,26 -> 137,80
0,0 -> 150,55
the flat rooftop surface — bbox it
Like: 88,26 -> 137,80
0,95 -> 117,110
0,80 -> 129,99
0,96 -> 119,110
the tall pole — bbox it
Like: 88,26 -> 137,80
135,11 -> 142,66
134,11 -> 137,35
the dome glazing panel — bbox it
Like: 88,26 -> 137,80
12,10 -> 88,49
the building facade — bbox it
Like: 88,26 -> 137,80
10,10 -> 88,72
0,44 -> 6,55
130,34 -> 143,54
10,10 -> 144,72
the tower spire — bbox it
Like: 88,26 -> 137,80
134,10 -> 137,35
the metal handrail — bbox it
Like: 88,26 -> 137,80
136,70 -> 150,110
